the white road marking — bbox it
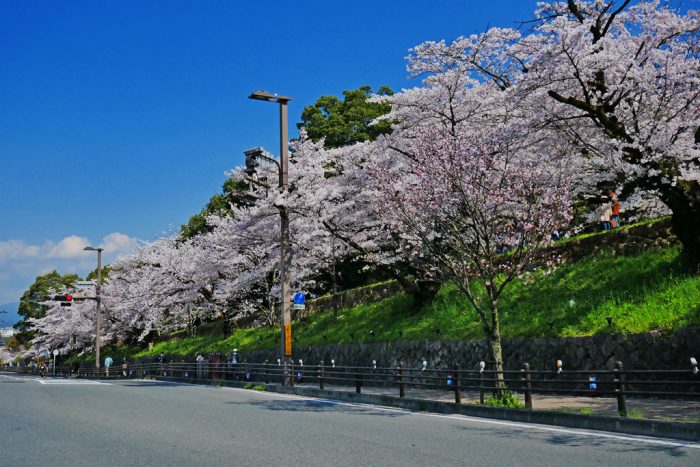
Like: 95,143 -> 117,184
2,375 -> 111,385
35,378 -> 112,385
221,386 -> 700,450
0,374 -> 27,381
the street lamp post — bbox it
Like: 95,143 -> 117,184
248,90 -> 293,385
83,246 -> 104,375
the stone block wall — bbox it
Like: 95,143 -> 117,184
241,327 -> 699,372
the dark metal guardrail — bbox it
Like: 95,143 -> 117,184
5,360 -> 699,417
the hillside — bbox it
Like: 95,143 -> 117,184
82,227 -> 699,362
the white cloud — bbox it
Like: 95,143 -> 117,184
0,240 -> 41,260
47,235 -> 91,259
0,232 -> 140,303
100,232 -> 140,254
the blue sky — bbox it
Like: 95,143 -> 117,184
0,0 -> 646,305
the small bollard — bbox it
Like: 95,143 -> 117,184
614,361 -> 628,417
319,361 -> 325,390
398,365 -> 405,398
454,365 -> 461,404
522,363 -> 532,409
479,361 -> 486,405
355,369 -> 362,394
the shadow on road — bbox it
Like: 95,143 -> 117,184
223,398 -> 408,417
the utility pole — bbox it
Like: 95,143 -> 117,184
248,90 -> 293,385
84,246 -> 103,375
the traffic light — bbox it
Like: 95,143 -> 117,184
243,147 -> 263,176
244,154 -> 258,176
54,295 -> 73,306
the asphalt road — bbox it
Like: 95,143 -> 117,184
1,373 -> 699,466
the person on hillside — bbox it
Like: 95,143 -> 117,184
597,204 -> 612,231
610,191 -> 621,228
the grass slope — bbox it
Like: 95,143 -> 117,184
98,244 -> 699,361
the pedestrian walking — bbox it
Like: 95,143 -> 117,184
196,353 -> 205,380
104,356 -> 113,377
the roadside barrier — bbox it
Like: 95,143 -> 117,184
6,359 -> 698,417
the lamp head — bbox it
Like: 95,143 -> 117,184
249,90 -> 293,103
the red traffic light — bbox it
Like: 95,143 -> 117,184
53,294 -> 73,302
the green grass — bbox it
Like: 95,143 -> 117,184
627,408 -> 646,419
483,390 -> 524,409
557,215 -> 671,245
121,243 -> 700,360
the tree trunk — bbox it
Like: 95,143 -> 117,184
662,181 -> 700,273
486,323 -> 505,393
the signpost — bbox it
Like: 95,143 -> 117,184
52,349 -> 59,375
292,292 -> 305,310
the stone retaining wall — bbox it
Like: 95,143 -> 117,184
240,327 -> 699,372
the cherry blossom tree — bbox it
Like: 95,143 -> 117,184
397,0 -> 700,269
29,293 -> 111,356
373,117 -> 573,380
103,237 -> 219,342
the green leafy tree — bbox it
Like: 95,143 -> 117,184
180,178 -> 249,239
298,85 -> 394,148
86,265 -> 111,282
14,271 -> 80,344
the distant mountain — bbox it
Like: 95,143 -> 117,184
0,302 -> 21,328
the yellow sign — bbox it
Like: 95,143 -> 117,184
284,323 -> 292,356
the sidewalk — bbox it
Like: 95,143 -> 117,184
296,383 -> 700,422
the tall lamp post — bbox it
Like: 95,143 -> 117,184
248,90 -> 293,385
83,246 -> 104,374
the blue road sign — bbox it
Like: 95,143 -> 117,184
293,292 -> 305,305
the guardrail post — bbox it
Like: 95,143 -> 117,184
398,365 -> 405,398
319,361 -> 325,390
289,360 -> 294,387
522,363 -> 532,409
479,369 -> 485,405
614,361 -> 628,417
454,365 -> 461,404
355,368 -> 362,394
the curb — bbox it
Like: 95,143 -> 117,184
150,376 -> 700,442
